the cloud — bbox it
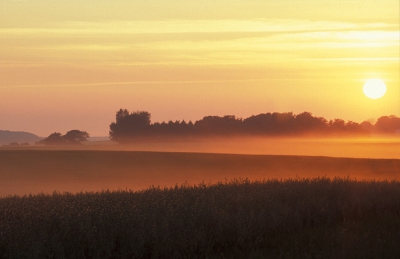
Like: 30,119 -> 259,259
0,19 -> 395,36
0,19 -> 398,67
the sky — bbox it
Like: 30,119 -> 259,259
1,0 -> 399,137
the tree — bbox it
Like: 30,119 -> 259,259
295,112 -> 326,133
374,115 -> 400,134
38,132 -> 66,145
329,119 -> 346,132
194,115 -> 243,135
109,109 -> 151,142
63,130 -> 90,144
38,130 -> 89,145
360,121 -> 374,132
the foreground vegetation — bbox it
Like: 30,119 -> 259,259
1,178 -> 400,258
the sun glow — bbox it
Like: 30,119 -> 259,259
363,79 -> 387,99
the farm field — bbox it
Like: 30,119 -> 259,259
104,137 -> 400,159
6,136 -> 399,158
2,178 -> 400,258
1,147 -> 399,197
1,140 -> 400,258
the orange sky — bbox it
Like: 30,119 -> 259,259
0,0 -> 399,136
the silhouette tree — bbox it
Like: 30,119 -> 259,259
242,112 -> 296,135
109,109 -> 151,142
374,115 -> 400,134
345,121 -> 366,134
329,119 -> 346,132
109,108 -> 380,143
295,112 -> 326,134
63,130 -> 90,144
360,121 -> 374,132
194,115 -> 243,135
39,132 -> 66,145
38,130 -> 89,145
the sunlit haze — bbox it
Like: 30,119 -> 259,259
1,0 -> 399,136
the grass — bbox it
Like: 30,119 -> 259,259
1,177 -> 400,258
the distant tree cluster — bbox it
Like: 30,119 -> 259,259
109,109 -> 400,143
373,115 -> 400,134
38,130 -> 90,145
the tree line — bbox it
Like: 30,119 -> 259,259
36,109 -> 400,145
109,109 -> 400,143
38,130 -> 90,145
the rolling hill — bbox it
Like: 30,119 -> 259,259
0,130 -> 41,145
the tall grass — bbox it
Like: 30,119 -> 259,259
1,177 -> 400,258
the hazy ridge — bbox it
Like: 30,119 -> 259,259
0,130 -> 41,145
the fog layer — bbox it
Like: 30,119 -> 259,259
1,146 -> 399,197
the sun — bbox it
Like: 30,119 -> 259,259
363,78 -> 387,99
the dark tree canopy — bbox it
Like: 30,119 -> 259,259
108,109 -> 399,143
374,115 -> 400,134
39,132 -> 65,145
38,130 -> 89,145
195,115 -> 242,135
109,109 -> 151,142
63,130 -> 90,144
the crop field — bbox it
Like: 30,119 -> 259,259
1,178 -> 400,258
1,149 -> 400,197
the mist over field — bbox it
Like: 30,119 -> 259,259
20,135 -> 400,158
1,136 -> 399,197
91,136 -> 400,159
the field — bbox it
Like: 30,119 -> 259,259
1,178 -> 400,258
1,148 -> 400,197
1,140 -> 400,258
